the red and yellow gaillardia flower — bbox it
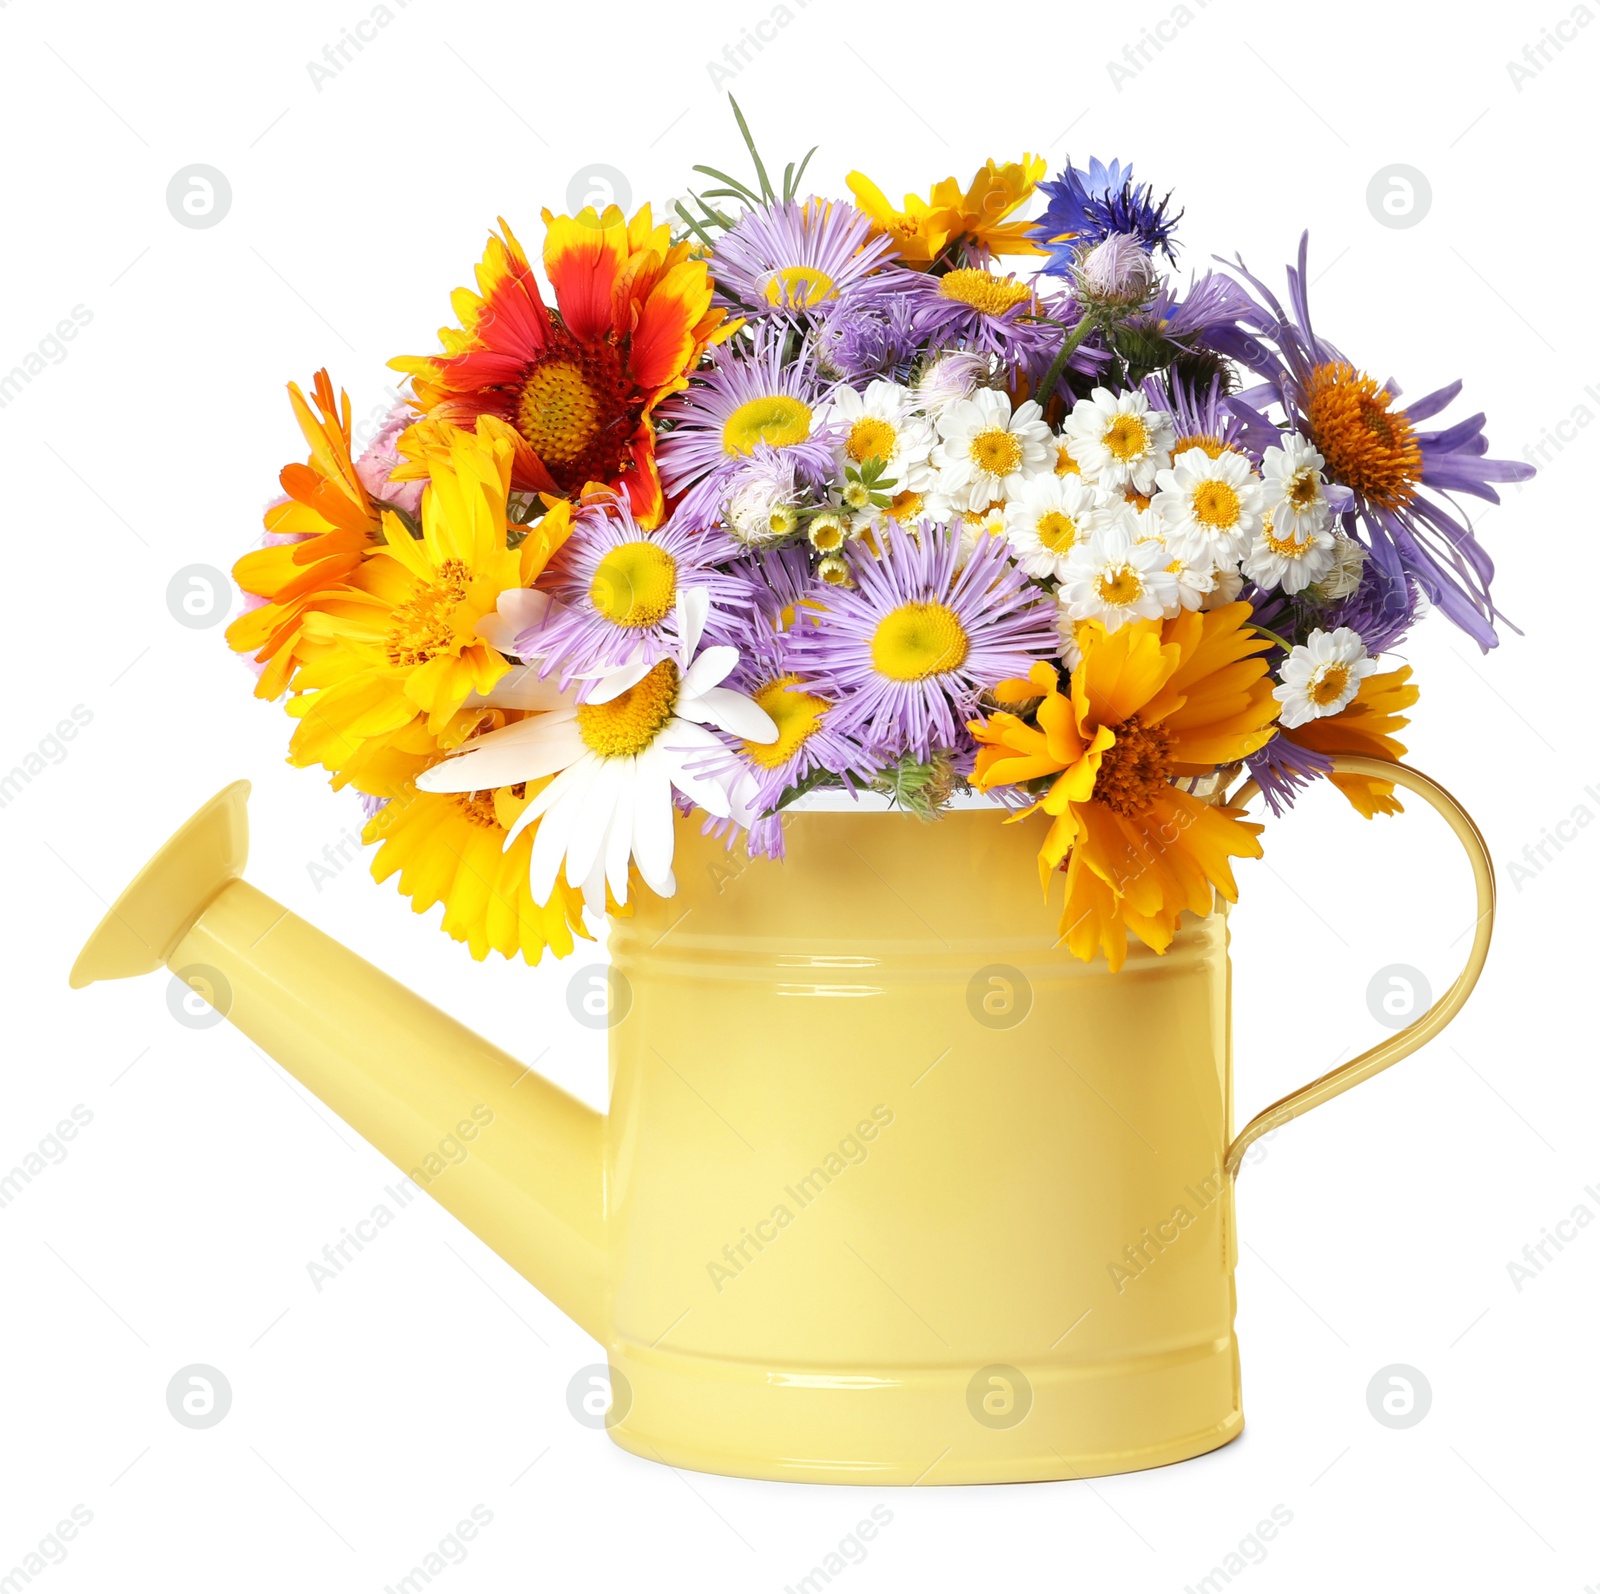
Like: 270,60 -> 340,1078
970,604 -> 1280,969
392,206 -> 731,527
1282,664 -> 1418,818
227,370 -> 381,699
846,156 -> 1048,268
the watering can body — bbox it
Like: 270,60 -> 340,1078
71,770 -> 1493,1484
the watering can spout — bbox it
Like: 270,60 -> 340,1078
70,782 -> 608,1341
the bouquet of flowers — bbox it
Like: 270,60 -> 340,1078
229,103 -> 1530,971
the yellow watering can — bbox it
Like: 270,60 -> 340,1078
70,756 -> 1493,1484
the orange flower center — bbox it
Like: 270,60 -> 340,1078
1171,432 -> 1231,460
513,330 -> 635,494
1305,361 -> 1421,510
1092,715 -> 1173,817
576,659 -> 679,758
385,559 -> 469,667
450,790 -> 501,829
1310,662 -> 1352,706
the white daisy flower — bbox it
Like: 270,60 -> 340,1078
1061,387 -> 1175,493
1061,519 -> 1179,632
822,379 -> 935,492
1273,627 -> 1378,729
1153,446 -> 1264,568
1260,432 -> 1334,543
930,388 -> 1052,512
1004,474 -> 1106,582
1308,532 -> 1367,602
1056,605 -> 1103,671
416,589 -> 778,911
1242,513 -> 1337,595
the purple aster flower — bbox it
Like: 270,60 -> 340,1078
1137,270 -> 1259,345
1141,372 -> 1281,461
691,617 -> 880,859
1031,157 -> 1182,275
789,522 -> 1059,760
814,282 -> 924,383
902,262 -> 1081,383
517,498 -> 754,688
1245,734 -> 1335,818
656,327 -> 840,531
708,198 -> 897,319
735,545 -> 830,632
1218,232 -> 1534,650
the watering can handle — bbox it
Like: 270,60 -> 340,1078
1224,755 -> 1496,1178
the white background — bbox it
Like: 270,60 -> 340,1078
2,0 -> 1596,1588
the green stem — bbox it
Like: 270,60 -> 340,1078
1035,313 -> 1097,410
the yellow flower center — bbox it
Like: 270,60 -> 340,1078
1262,517 -> 1312,558
385,559 -> 470,667
1171,433 -> 1232,460
516,360 -> 601,466
450,790 -> 502,829
576,659 -> 679,758
886,489 -> 924,522
1054,441 -> 1081,476
969,427 -> 1022,477
938,268 -> 1032,317
764,265 -> 835,309
742,674 -> 828,769
1092,715 -> 1173,817
809,516 -> 847,552
817,556 -> 851,586
1094,565 -> 1144,607
1103,413 -> 1150,462
870,601 -> 970,680
1190,480 -> 1242,530
722,394 -> 813,456
1306,361 -> 1421,510
1310,662 -> 1352,706
589,540 -> 677,628
846,415 -> 898,464
1036,511 -> 1079,553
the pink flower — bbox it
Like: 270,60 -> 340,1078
354,399 -> 425,517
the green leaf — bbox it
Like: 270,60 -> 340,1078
728,95 -> 775,202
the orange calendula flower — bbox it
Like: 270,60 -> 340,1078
846,156 -> 1048,268
227,371 -> 381,699
971,604 -> 1280,969
1282,665 -> 1419,818
392,206 -> 731,526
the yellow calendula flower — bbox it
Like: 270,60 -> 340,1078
364,773 -> 590,965
286,417 -> 573,787
846,155 -> 1048,268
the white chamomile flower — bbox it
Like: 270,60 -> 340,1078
930,388 -> 1052,512
1004,474 -> 1105,581
1273,627 -> 1378,729
1243,513 -> 1337,595
1260,432 -> 1334,542
1061,519 -> 1179,632
416,589 -> 778,911
1153,446 -> 1264,568
1308,532 -> 1367,602
1201,567 -> 1244,610
1061,387 -> 1175,493
823,379 -> 934,491
956,501 -> 1009,566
